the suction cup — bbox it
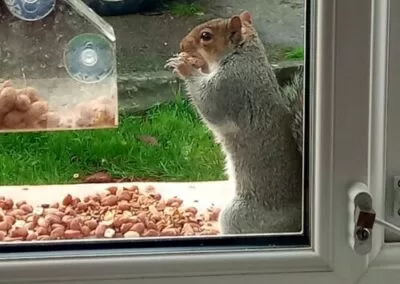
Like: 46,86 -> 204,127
64,33 -> 115,84
4,0 -> 55,21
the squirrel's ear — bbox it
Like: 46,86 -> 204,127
229,16 -> 242,33
239,11 -> 253,24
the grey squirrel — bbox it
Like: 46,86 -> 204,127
165,11 -> 303,234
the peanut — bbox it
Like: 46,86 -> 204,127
185,207 -> 198,216
26,232 -> 38,241
161,228 -> 178,236
117,191 -> 131,201
117,201 -> 131,211
106,186 -> 118,195
3,198 -> 14,210
45,214 -> 61,225
20,204 -> 33,213
0,221 -> 10,231
36,227 -> 49,236
166,197 -> 183,207
25,222 -> 35,230
64,230 -> 82,239
113,216 -> 131,228
81,225 -> 91,236
143,229 -> 159,237
182,223 -> 195,236
124,231 -> 140,238
146,221 -> 157,230
69,218 -> 82,231
37,217 -> 49,228
50,227 -> 65,238
33,207 -> 44,215
14,220 -> 26,228
10,227 -> 28,238
95,224 -> 107,238
130,222 -> 145,234
16,200 -> 27,208
37,235 -> 52,241
9,209 -> 26,217
4,237 -> 24,242
77,202 -> 88,211
120,223 -> 133,234
62,194 -> 73,206
104,228 -> 116,238
101,195 -> 118,206
15,94 -> 31,112
85,219 -> 98,230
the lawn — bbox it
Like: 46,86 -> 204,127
168,2 -> 204,17
0,95 -> 226,186
284,47 -> 304,61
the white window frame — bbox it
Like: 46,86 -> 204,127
1,0 -> 400,283
360,0 -> 400,282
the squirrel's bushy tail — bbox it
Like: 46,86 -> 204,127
281,68 -> 304,155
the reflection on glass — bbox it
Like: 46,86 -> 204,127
0,0 -> 118,133
0,0 -> 306,244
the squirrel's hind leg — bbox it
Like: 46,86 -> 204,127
219,198 -> 302,234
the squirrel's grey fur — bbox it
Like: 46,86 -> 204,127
183,29 -> 303,234
282,69 -> 304,155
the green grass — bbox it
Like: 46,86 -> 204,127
168,2 -> 203,17
284,47 -> 304,61
0,95 -> 226,186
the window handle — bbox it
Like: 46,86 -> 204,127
348,182 -> 400,255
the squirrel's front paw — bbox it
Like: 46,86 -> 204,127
165,55 -> 199,80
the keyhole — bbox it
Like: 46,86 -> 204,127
356,227 -> 370,241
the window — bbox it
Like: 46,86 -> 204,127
384,0 -> 400,244
0,0 -> 308,241
0,0 -> 399,283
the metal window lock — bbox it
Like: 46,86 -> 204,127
348,182 -> 400,255
348,182 -> 376,255
355,207 -> 375,241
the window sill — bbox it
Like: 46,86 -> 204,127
0,181 -> 329,282
0,180 -> 235,222
0,247 -> 330,283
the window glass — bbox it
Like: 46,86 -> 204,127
0,0 -> 310,249
384,0 -> 400,243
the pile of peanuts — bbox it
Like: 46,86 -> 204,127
0,80 -> 116,130
0,80 -> 59,129
74,96 -> 116,128
0,185 -> 220,242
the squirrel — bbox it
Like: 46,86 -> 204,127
165,11 -> 303,234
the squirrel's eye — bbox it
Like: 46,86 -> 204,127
200,31 -> 212,41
